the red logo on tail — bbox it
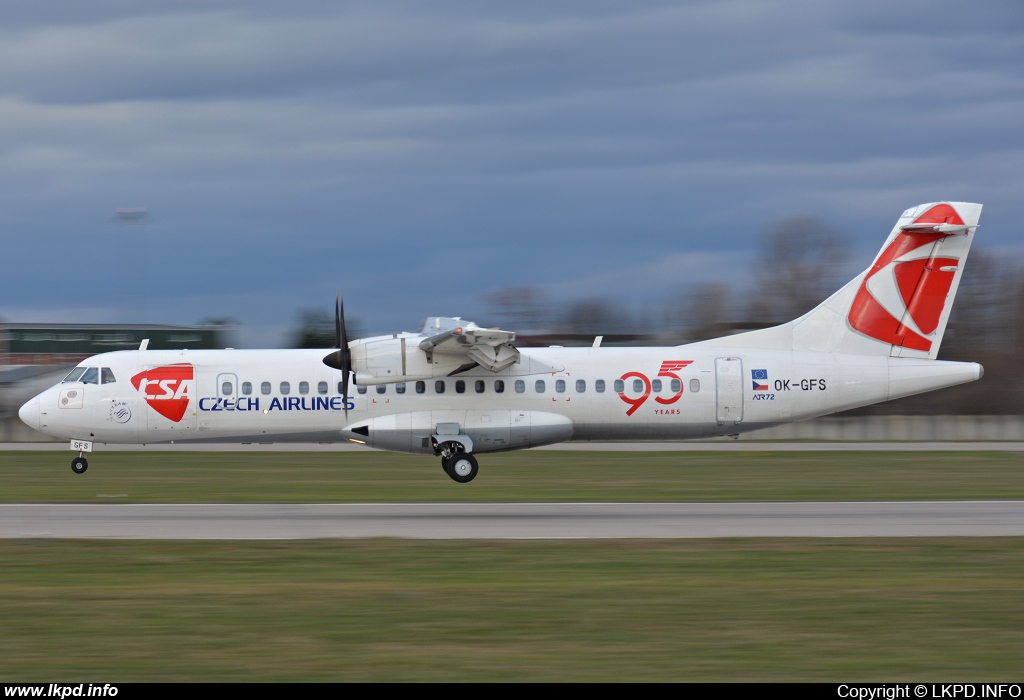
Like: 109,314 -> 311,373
848,204 -> 963,351
131,364 -> 194,422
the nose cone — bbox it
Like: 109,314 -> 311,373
19,396 -> 40,431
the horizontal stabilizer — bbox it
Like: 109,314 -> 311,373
899,223 -> 971,234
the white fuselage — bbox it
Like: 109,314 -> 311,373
16,201 -> 989,478
19,345 -> 981,454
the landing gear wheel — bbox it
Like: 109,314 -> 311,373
444,453 -> 478,483
71,457 -> 88,475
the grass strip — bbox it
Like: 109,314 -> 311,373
0,450 -> 1021,503
0,538 -> 1022,681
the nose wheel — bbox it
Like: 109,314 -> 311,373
442,453 -> 478,483
71,456 -> 89,474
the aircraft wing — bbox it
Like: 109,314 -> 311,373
419,326 -> 520,372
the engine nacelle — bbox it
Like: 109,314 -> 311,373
350,336 -> 465,385
349,334 -> 561,385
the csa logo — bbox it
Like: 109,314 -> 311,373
848,203 -> 963,352
131,364 -> 194,423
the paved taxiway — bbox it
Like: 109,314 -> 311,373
3,501 -> 1023,539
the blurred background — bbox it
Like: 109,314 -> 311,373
1,0 -> 1022,433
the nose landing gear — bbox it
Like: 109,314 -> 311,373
69,441 -> 93,475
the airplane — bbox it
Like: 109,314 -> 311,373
18,201 -> 984,483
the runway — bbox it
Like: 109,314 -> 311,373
3,501 -> 1024,539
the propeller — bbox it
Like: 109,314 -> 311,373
322,293 -> 352,415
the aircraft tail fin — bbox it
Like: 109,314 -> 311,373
792,201 -> 981,358
694,202 -> 982,359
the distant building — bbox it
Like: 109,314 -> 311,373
0,324 -> 228,366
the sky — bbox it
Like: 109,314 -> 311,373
1,0 -> 1021,346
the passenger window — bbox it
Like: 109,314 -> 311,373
475,380 -> 485,394
535,380 -> 546,393
515,380 -> 525,393
455,380 -> 466,394
651,379 -> 662,392
63,367 -> 87,383
101,368 -> 116,384
280,382 -> 290,395
81,368 -> 99,385
690,378 -> 700,393
671,379 -> 681,393
416,381 -> 425,394
595,379 -> 605,393
555,379 -> 565,393
242,382 -> 252,395
435,381 -> 445,394
396,383 -> 406,394
318,381 -> 328,395
633,379 -> 644,393
614,379 -> 624,393
261,382 -> 271,395
299,381 -> 309,395
576,379 -> 586,393
337,381 -> 345,394
222,381 -> 233,396
357,385 -> 367,395
495,380 -> 505,393
376,385 -> 386,394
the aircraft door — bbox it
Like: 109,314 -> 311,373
715,357 -> 743,425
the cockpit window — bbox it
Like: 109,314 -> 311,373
81,367 -> 99,385
62,367 -> 87,383
101,368 -> 116,384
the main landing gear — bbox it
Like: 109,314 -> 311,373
71,456 -> 88,474
436,441 -> 479,483
443,453 -> 479,483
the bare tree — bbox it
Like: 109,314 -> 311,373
483,286 -> 551,330
560,298 -> 629,334
943,250 -> 1021,355
748,216 -> 850,324
686,283 -> 732,342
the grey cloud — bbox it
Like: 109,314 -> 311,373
0,0 -> 1021,344
0,1 -> 1014,107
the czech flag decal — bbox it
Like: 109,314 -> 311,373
752,369 -> 769,391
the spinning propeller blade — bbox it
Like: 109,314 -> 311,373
322,293 -> 352,415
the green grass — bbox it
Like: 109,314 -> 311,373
3,450 -> 1022,680
0,538 -> 1022,681
0,450 -> 1022,502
